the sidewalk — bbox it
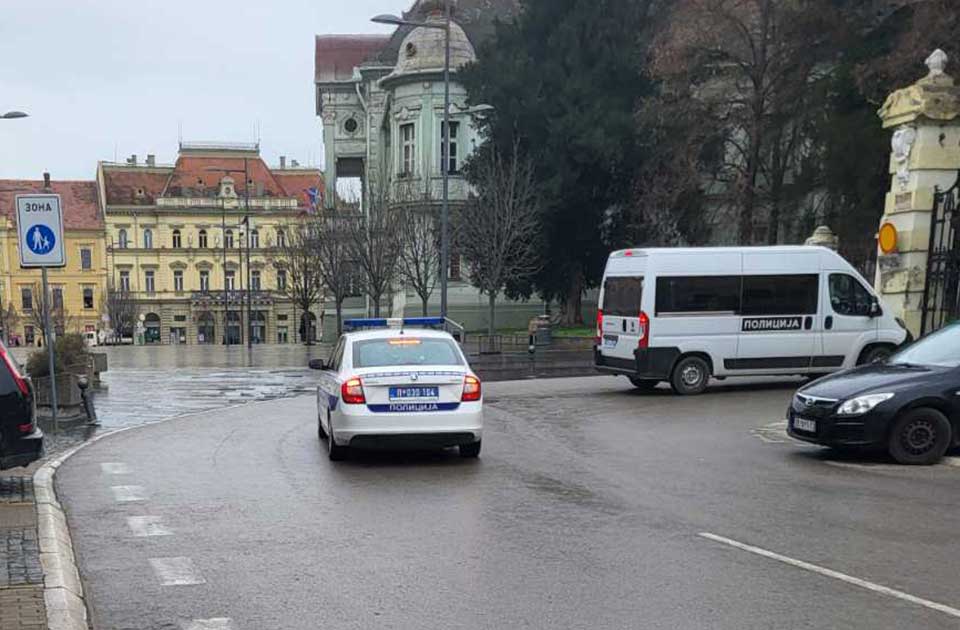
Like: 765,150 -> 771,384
0,464 -> 47,630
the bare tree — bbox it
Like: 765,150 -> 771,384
311,211 -> 361,336
271,218 -> 324,344
0,302 -> 20,345
349,181 -> 402,318
27,282 -> 77,340
102,286 -> 136,343
457,141 -> 541,335
395,182 -> 441,317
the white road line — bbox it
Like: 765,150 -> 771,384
127,516 -> 172,537
149,557 -> 206,586
943,457 -> 960,468
182,619 -> 235,630
100,462 -> 130,475
699,532 -> 960,619
111,485 -> 146,502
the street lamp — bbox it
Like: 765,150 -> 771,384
1,111 -> 28,120
372,4 -> 452,321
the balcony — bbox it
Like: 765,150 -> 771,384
189,290 -> 275,306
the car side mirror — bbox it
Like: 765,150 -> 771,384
308,359 -> 326,371
869,298 -> 882,318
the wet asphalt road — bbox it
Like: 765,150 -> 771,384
57,376 -> 960,630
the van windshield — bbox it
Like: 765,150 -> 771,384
603,277 -> 643,316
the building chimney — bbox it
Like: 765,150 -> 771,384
42,172 -> 51,190
127,154 -> 137,166
279,156 -> 286,169
291,159 -> 300,168
146,154 -> 156,167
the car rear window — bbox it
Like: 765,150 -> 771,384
603,276 -> 643,317
353,338 -> 463,368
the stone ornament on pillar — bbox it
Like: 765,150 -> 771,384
805,225 -> 838,251
891,125 -> 917,191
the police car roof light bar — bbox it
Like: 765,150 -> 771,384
343,317 -> 446,331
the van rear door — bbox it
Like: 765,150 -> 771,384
600,275 -> 644,363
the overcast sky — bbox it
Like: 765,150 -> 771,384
0,0 -> 401,181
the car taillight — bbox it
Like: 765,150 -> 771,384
595,309 -> 604,345
18,423 -> 33,434
638,311 -> 649,349
462,375 -> 482,402
341,377 -> 366,405
0,345 -> 29,397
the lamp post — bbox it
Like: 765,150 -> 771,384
372,3 -> 452,320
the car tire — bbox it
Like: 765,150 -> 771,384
317,409 -> 328,440
859,345 -> 893,366
459,441 -> 482,459
888,407 -> 952,465
629,377 -> 660,392
327,414 -> 348,462
670,356 -> 710,396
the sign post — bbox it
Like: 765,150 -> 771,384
16,194 -> 66,434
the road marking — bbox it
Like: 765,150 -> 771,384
100,462 -> 130,475
182,619 -> 235,630
149,557 -> 206,586
944,457 -> 960,468
111,485 -> 146,502
127,516 -> 172,537
699,532 -> 960,619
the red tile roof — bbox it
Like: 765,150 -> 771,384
100,169 -> 169,205
163,156 -> 288,199
315,34 -> 391,82
0,180 -> 102,230
274,171 -> 325,208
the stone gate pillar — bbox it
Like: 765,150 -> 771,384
876,50 -> 960,336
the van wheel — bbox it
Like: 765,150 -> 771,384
629,377 -> 660,392
888,408 -> 951,465
670,356 -> 710,396
859,345 -> 893,366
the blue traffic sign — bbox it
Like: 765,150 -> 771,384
26,225 -> 56,255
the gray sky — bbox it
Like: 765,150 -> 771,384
0,0 -> 401,180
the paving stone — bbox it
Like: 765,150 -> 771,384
0,478 -> 33,505
0,528 -> 42,588
0,585 -> 47,630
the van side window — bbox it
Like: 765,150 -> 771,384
742,275 -> 819,315
829,274 -> 873,317
656,276 -> 740,314
603,277 -> 643,316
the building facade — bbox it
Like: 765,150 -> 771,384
0,177 -> 109,346
97,143 -> 325,345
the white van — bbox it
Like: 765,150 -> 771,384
595,246 -> 908,395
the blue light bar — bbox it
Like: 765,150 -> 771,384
343,317 -> 446,331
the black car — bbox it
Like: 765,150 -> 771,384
787,323 -> 960,465
0,341 -> 42,470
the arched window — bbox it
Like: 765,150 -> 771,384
118,229 -> 128,249
172,229 -> 182,249
225,229 -> 234,249
198,229 -> 208,248
276,229 -> 286,248
143,228 -> 153,249
249,229 -> 259,249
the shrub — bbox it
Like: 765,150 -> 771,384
26,333 -> 89,378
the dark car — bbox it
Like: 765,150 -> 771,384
0,340 -> 42,470
787,323 -> 960,465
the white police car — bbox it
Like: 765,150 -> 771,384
309,318 -> 483,461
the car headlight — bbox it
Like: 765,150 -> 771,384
837,393 -> 894,416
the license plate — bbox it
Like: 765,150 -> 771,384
389,386 -> 439,400
794,417 -> 817,433
603,334 -> 618,348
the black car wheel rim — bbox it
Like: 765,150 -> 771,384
901,419 -> 936,455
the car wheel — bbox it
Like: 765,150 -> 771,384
888,408 -> 952,465
459,441 -> 482,459
629,377 -> 660,392
670,356 -> 710,396
327,414 -> 348,462
859,345 -> 893,366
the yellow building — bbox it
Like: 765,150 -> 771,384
97,143 -> 324,345
0,176 -> 109,346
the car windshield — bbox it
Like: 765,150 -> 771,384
353,338 -> 463,368
889,324 -> 960,368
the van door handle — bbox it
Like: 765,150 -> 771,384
804,316 -> 813,330
825,316 -> 834,330
622,320 -> 627,333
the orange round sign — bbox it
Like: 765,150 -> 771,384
878,222 -> 898,254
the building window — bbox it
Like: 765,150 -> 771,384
198,229 -> 208,248
449,251 -> 462,282
118,229 -> 129,249
277,326 -> 288,344
224,229 -> 234,249
83,287 -> 94,309
225,270 -> 236,291
441,121 -> 459,173
173,270 -> 184,292
119,270 -> 131,292
144,270 -> 156,293
172,230 -> 182,248
199,270 -> 210,292
21,288 -> 33,312
276,269 -> 287,291
249,229 -> 259,249
24,326 -> 34,346
80,248 -> 92,270
251,270 -> 261,291
400,123 -> 416,177
143,228 -> 153,249
52,287 -> 64,310
276,230 -> 286,248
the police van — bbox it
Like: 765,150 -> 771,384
595,246 -> 909,395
